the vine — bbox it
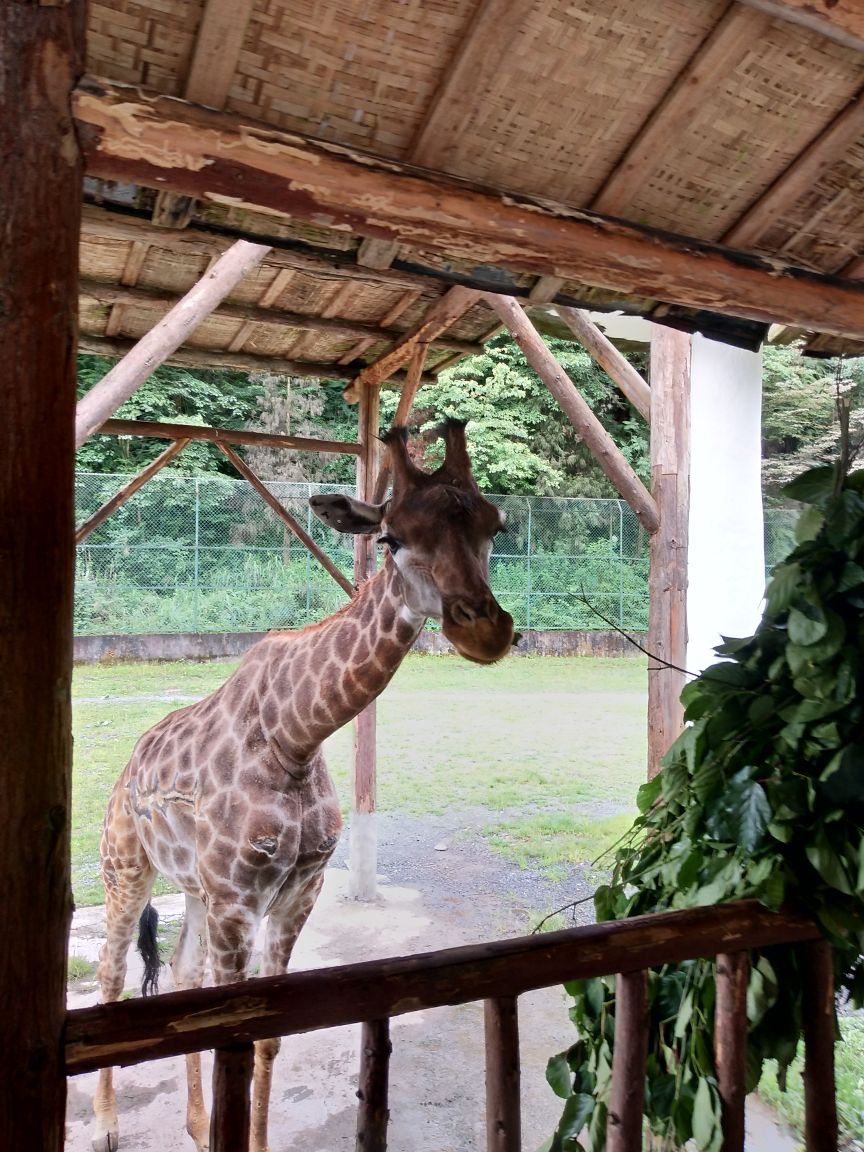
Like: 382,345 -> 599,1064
547,461 -> 864,1151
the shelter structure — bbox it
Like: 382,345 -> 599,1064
4,0 -> 864,1148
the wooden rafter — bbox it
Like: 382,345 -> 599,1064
738,0 -> 864,52
76,239 -> 270,448
337,289 -> 423,367
80,279 -> 483,357
216,443 -> 354,596
343,287 -> 480,401
485,294 -> 659,533
592,6 -> 773,217
98,418 -> 362,456
76,439 -> 191,543
723,88 -> 864,249
73,79 -> 864,342
409,0 -> 522,168
372,344 -> 428,503
555,307 -> 651,420
357,238 -> 399,271
528,277 -> 564,304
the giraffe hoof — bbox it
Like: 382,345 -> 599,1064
91,1127 -> 119,1152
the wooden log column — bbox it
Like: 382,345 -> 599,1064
0,0 -> 84,1148
350,384 -> 381,900
647,326 -> 691,777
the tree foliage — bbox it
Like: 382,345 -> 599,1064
547,461 -> 864,1151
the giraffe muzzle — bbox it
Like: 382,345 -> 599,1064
442,596 -> 515,664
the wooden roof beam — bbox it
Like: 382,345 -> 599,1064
723,87 -> 864,249
592,6 -> 773,217
78,335 -> 438,387
555,307 -> 651,420
343,286 -> 481,401
737,0 -> 864,52
73,79 -> 864,342
80,278 -> 483,356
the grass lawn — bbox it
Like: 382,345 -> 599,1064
72,653 -> 647,905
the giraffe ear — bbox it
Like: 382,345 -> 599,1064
309,494 -> 384,535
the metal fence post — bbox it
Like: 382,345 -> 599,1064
525,497 -> 532,632
618,501 -> 625,628
193,476 -> 200,633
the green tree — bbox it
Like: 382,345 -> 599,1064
382,333 -> 648,497
76,355 -> 265,475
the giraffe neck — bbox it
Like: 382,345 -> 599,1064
265,557 -> 423,763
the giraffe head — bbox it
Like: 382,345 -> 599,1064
310,421 -> 515,663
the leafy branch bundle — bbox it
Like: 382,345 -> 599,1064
548,464 -> 864,1151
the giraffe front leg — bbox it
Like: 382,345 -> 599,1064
250,869 -> 328,1152
171,895 -> 210,1152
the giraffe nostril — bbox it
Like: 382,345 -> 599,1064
450,599 -> 479,626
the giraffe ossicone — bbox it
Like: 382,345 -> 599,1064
92,421 -> 514,1152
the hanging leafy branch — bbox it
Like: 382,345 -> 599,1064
546,462 -> 864,1151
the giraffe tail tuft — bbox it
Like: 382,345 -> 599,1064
137,902 -> 162,997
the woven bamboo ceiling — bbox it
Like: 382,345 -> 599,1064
75,0 -> 864,385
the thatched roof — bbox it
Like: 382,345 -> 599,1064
76,0 -> 864,384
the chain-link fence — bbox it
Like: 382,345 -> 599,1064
74,472 -> 798,636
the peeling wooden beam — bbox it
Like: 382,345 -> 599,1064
592,6 -> 773,217
343,287 -> 480,401
485,294 -> 659,533
75,239 -> 270,448
73,79 -> 864,342
357,238 -> 399,271
528,276 -> 564,303
723,88 -> 864,249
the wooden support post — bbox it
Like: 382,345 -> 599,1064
801,940 -> 838,1152
372,344 -> 428,503
714,952 -> 750,1152
484,996 -> 521,1152
0,1 -> 82,1148
485,293 -> 659,533
647,326 -> 691,777
555,307 -> 651,420
350,384 -> 381,900
75,439 -> 190,543
607,971 -> 648,1152
75,239 -> 270,448
356,1019 -> 392,1152
210,1043 -> 254,1152
100,417 -> 362,457
216,444 -> 354,596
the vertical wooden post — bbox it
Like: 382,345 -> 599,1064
211,1043 -> 254,1152
350,384 -> 381,899
647,326 -> 691,777
801,940 -> 838,1152
607,971 -> 648,1152
356,1019 -> 392,1151
484,996 -> 521,1152
0,1 -> 84,1148
714,952 -> 750,1152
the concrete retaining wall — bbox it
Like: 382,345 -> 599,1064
74,629 -> 646,664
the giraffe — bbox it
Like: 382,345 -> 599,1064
92,421 -> 515,1152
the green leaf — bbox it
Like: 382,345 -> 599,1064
636,775 -> 662,813
554,1092 -> 594,1145
820,746 -> 864,804
787,603 -> 828,646
806,830 -> 854,895
794,505 -> 824,543
705,772 -> 771,853
692,1077 -> 723,1152
661,760 -> 690,805
765,562 -> 804,615
546,1052 -> 574,1099
782,465 -> 837,505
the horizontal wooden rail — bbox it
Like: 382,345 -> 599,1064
65,902 -> 819,1075
98,417 -> 362,456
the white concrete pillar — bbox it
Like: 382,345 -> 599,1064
687,335 -> 765,675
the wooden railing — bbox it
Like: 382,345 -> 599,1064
64,901 -> 836,1152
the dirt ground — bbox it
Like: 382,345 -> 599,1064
65,811 -> 798,1152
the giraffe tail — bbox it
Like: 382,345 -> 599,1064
137,902 -> 162,997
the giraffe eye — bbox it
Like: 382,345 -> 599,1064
378,534 -> 401,554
